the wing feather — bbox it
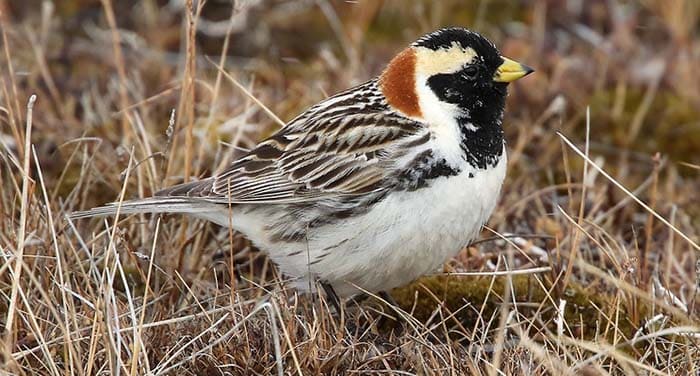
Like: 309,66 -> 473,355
164,80 -> 430,204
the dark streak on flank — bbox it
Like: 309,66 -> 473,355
322,238 -> 349,251
395,150 -> 460,191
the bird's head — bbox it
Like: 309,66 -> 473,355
379,27 -> 533,126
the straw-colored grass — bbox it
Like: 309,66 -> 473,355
1,1 -> 699,374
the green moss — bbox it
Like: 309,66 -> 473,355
388,274 -> 647,342
587,88 -> 700,167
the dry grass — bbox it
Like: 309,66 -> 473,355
1,0 -> 699,374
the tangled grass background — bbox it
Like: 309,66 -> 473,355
1,1 -> 699,374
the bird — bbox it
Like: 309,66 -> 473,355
72,27 -> 533,308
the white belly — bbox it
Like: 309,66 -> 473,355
228,152 -> 507,297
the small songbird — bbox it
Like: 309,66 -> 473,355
72,27 -> 533,304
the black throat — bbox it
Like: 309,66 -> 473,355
457,112 -> 504,170
427,70 -> 508,170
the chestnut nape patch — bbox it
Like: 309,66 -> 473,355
379,48 -> 422,118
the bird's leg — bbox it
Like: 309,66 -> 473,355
320,281 -> 342,314
346,292 -> 370,307
378,290 -> 399,309
346,291 -> 398,311
378,290 -> 405,329
379,290 -> 403,319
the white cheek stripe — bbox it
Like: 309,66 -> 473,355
414,75 -> 465,167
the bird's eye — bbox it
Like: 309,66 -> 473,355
462,66 -> 478,80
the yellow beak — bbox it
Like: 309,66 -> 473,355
493,56 -> 534,83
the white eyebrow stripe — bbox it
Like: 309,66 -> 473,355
413,43 -> 477,76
